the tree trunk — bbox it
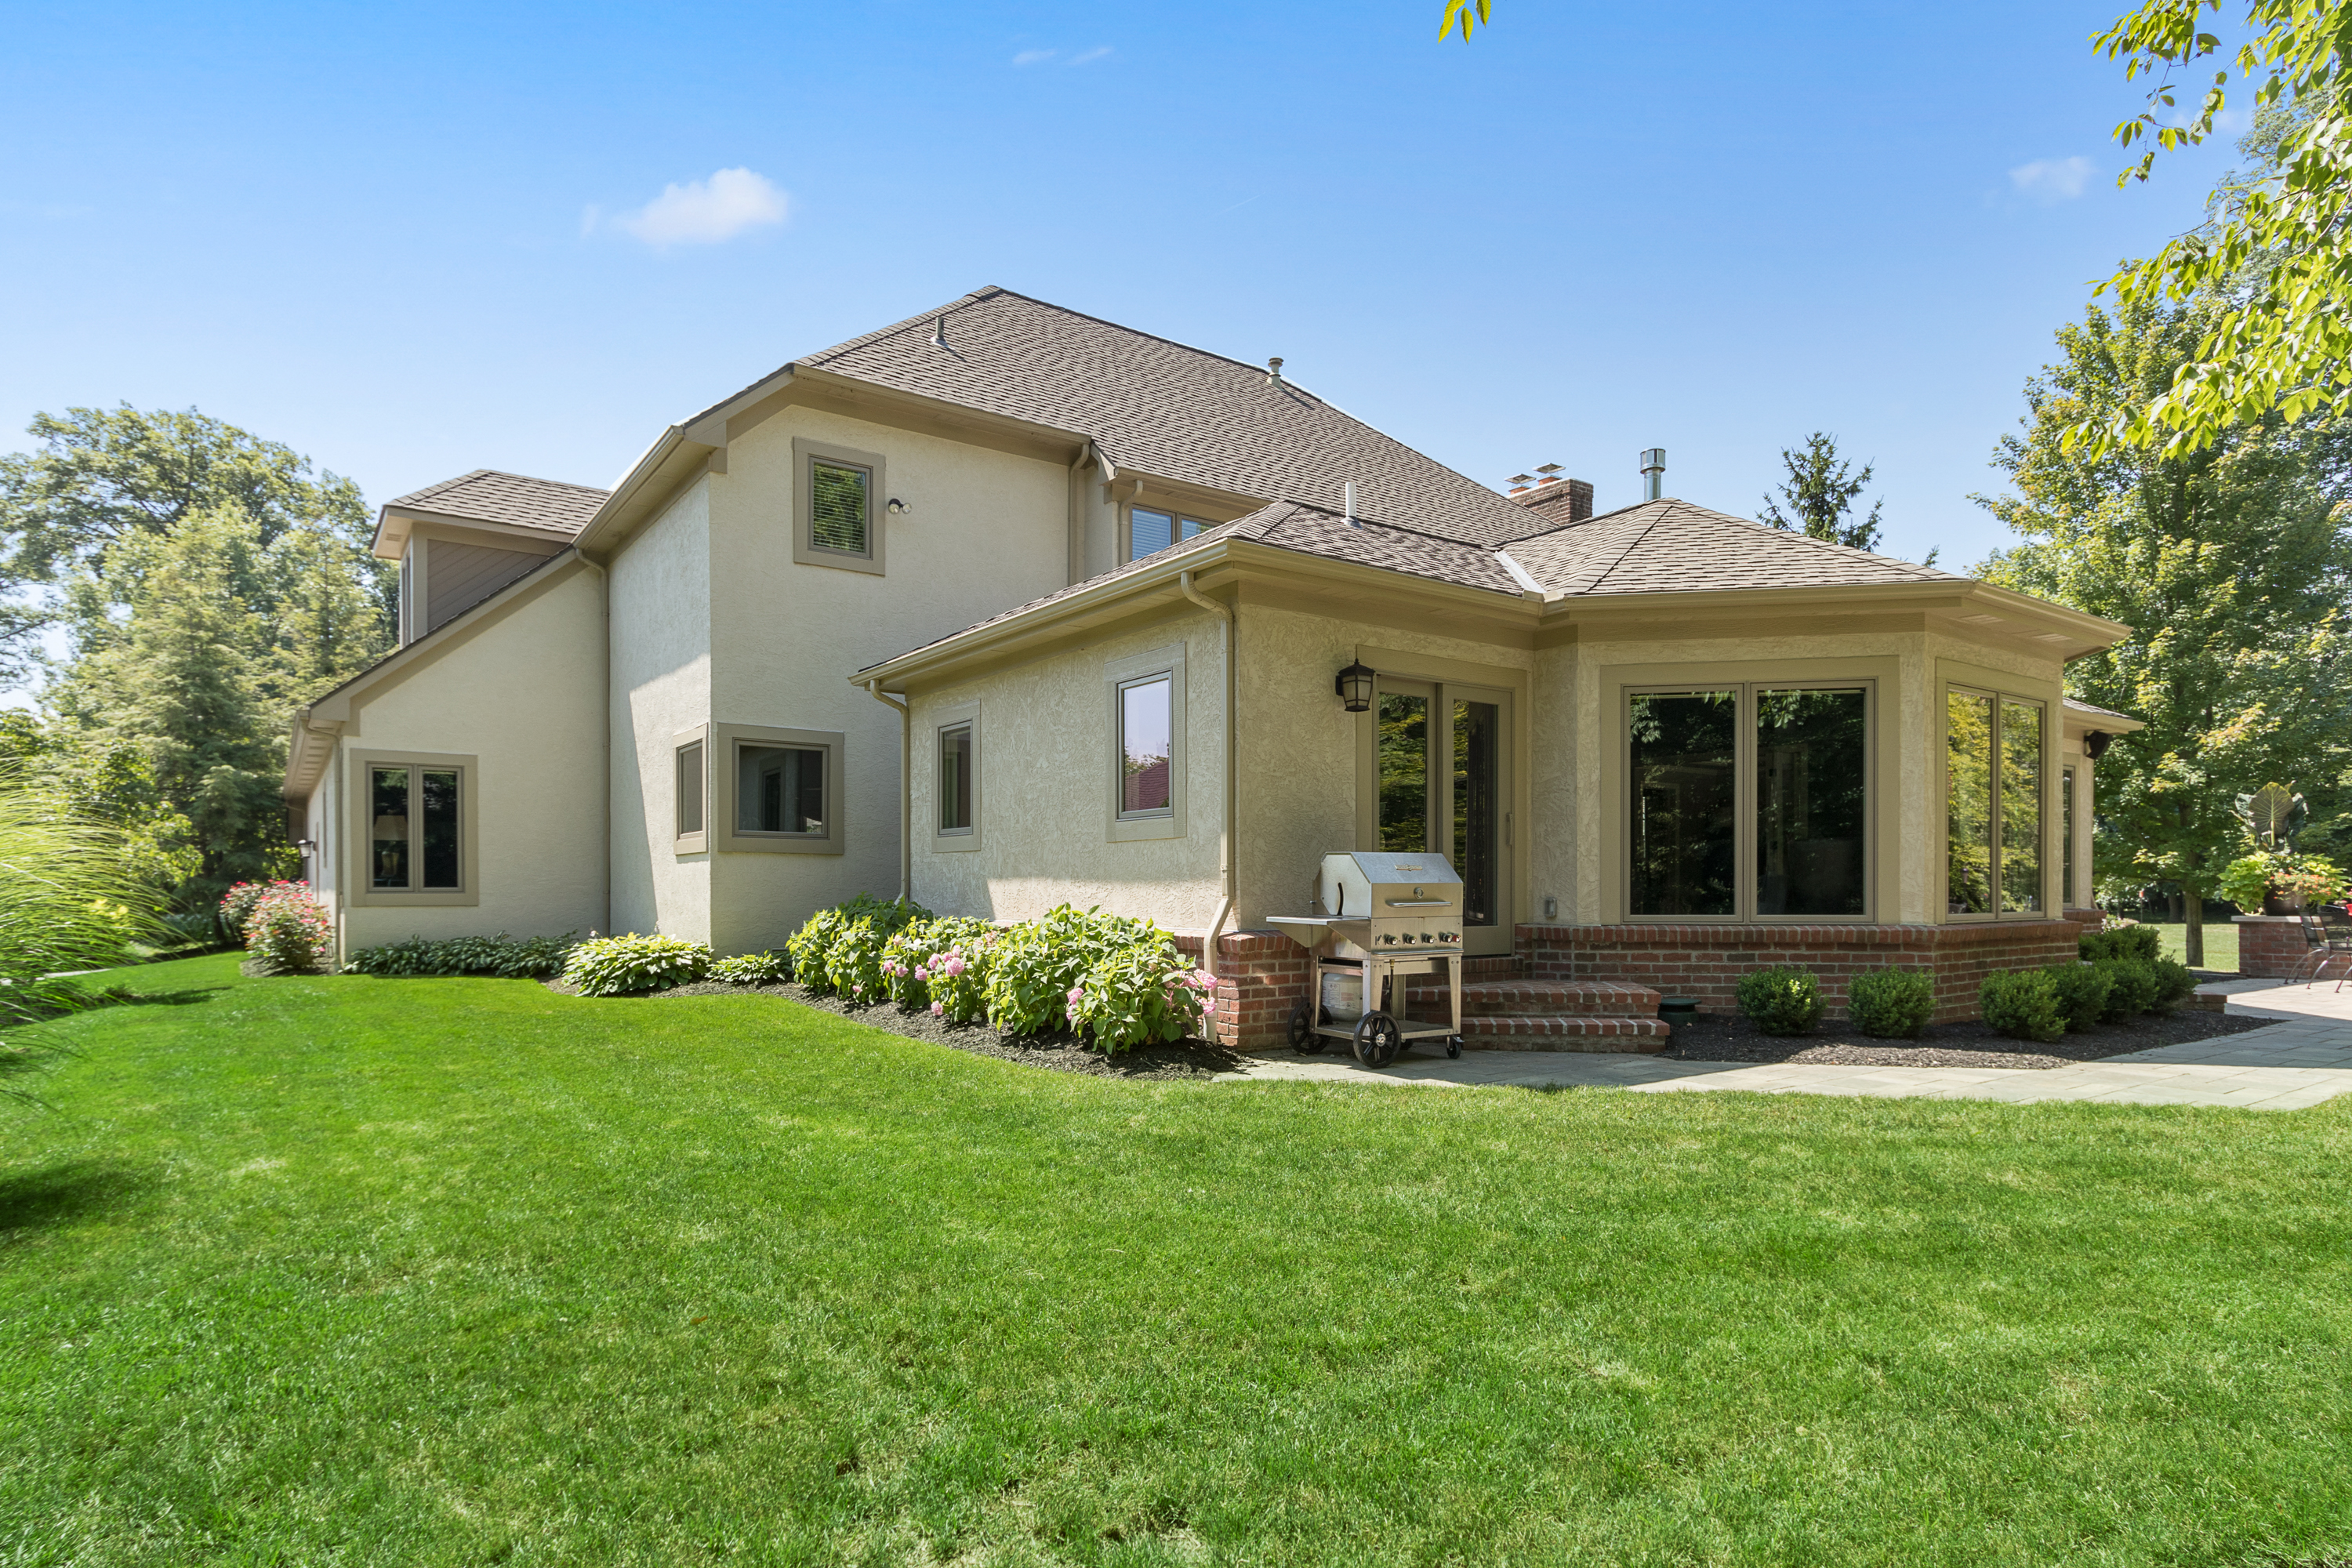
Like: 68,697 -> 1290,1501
2186,898 -> 2205,969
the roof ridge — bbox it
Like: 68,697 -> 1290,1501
1567,500 -> 1678,592
1674,499 -> 1953,579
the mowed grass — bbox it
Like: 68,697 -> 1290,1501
2,956 -> 2349,1566
2150,921 -> 2241,972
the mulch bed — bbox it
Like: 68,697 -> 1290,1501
542,976 -> 1246,1080
1661,1007 -> 2281,1070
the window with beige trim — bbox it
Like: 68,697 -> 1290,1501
710,723 -> 845,855
676,739 -> 706,843
349,750 -> 479,906
1946,689 -> 2045,916
1104,644 -> 1186,842
1125,506 -> 1211,563
1624,683 -> 1871,921
792,437 -> 887,575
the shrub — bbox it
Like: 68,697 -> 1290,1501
1980,969 -> 2066,1043
158,910 -> 220,949
823,919 -> 893,1005
561,933 -> 710,996
1734,966 -> 1820,1036
925,927 -> 999,1025
784,894 -> 932,996
2098,960 -> 2161,1022
2148,955 -> 2198,1007
219,880 -> 292,941
1069,937 -> 1214,1052
2042,963 -> 2114,1033
244,883 -> 333,975
983,905 -> 1175,1037
2079,924 -> 2161,965
710,950 -> 789,985
1847,968 -> 1935,1038
346,932 -> 579,978
880,916 -> 997,1011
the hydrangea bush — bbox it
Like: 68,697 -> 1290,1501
561,934 -> 711,996
880,916 -> 997,1011
1069,941 -> 1214,1051
788,895 -> 931,996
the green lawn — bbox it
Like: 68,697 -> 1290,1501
3,954 -> 2349,1566
2149,921 -> 2241,972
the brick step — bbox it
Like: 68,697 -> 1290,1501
1460,1014 -> 1672,1053
1402,978 -> 1662,1018
1459,954 -> 1530,982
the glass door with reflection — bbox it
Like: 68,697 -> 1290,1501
1373,676 -> 1513,954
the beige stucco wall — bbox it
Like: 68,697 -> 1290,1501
694,405 -> 1075,953
909,608 -> 1228,929
609,478 -> 713,942
333,562 -> 608,951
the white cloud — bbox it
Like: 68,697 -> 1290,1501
1012,44 -> 1110,67
2009,155 -> 2096,204
1068,45 -> 1112,64
1012,48 -> 1056,65
612,168 -> 788,249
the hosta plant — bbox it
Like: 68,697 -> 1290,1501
710,950 -> 790,985
561,934 -> 711,996
346,932 -> 578,978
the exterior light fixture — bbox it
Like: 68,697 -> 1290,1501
2083,730 -> 2113,760
1334,661 -> 1376,712
887,498 -> 909,517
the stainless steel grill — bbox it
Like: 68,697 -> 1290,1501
1269,851 -> 1466,1068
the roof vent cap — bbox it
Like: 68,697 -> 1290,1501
1266,356 -> 1284,387
930,315 -> 948,347
1639,447 -> 1666,502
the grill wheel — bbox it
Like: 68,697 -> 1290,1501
1287,1000 -> 1324,1054
1352,1011 -> 1403,1069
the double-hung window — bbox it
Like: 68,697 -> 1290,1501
1946,689 -> 2045,916
1625,684 -> 1871,920
354,751 -> 475,904
1127,507 -> 1211,563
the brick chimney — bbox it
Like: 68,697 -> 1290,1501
1505,467 -> 1594,527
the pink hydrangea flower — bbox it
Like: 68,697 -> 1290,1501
915,966 -> 929,981
931,1000 -> 944,1016
945,955 -> 966,976
1066,987 -> 1083,1005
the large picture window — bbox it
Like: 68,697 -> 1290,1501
1626,684 -> 1869,920
737,743 -> 826,837
369,764 -> 461,891
1947,690 -> 2045,916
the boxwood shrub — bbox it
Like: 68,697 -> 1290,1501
2043,963 -> 2114,1033
1847,968 -> 1934,1038
2079,924 -> 2162,965
2098,960 -> 2162,1021
1735,966 -> 1820,1036
1981,969 -> 2066,1042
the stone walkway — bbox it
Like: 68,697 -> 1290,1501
1214,978 -> 2352,1110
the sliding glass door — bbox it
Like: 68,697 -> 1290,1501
1374,677 -> 1513,954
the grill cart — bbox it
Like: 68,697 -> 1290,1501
1268,851 -> 1466,1068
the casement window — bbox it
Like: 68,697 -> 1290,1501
1624,684 -> 1871,921
1104,645 -> 1187,841
927,702 -> 981,851
1946,690 -> 2045,917
1126,506 -> 1211,563
708,723 -> 845,855
674,736 -> 708,851
940,726 -> 973,833
2061,764 -> 2077,909
792,437 -> 887,575
350,750 -> 478,906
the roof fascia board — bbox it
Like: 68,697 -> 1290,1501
1113,470 -> 1267,521
571,430 -> 712,561
2062,706 -> 2147,737
401,516 -> 575,553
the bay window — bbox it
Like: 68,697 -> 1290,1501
1626,684 -> 1869,920
1946,689 -> 2045,916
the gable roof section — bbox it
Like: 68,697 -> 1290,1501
386,469 -> 610,536
788,287 -> 1542,545
1503,498 -> 1960,597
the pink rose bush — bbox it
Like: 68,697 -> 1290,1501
239,880 -> 334,975
218,879 -> 302,942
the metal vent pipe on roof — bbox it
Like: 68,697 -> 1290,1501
1639,447 -> 1666,502
1344,481 -> 1359,528
930,315 -> 947,347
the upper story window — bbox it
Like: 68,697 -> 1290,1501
1127,506 -> 1211,563
1625,684 -> 1871,921
793,437 -> 887,575
1946,689 -> 2044,917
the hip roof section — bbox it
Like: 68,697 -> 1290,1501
385,469 -> 612,536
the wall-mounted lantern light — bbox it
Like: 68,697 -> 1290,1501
2083,730 -> 2113,760
1334,661 -> 1375,712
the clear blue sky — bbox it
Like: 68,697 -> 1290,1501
1,0 -> 2245,575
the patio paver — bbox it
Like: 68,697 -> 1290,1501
1214,977 -> 2352,1109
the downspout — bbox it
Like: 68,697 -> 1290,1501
578,550 -> 614,935
1178,570 -> 1236,999
1066,441 -> 1092,586
867,680 -> 912,902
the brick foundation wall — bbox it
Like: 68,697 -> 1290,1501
1517,920 -> 2085,1025
2234,915 -> 2308,979
1173,929 -> 1313,1051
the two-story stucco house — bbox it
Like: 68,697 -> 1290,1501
285,285 -> 2141,1047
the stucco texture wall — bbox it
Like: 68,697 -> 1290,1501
909,608 -> 1227,930
699,405 -> 1075,953
609,479 -> 713,942
336,562 -> 607,951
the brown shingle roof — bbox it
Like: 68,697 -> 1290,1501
386,469 -> 610,535
1503,498 -> 1959,596
789,287 -> 1544,546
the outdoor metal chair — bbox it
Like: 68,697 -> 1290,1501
2319,906 -> 2352,992
2287,912 -> 2332,986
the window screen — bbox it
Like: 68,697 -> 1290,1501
808,459 -> 870,554
677,741 -> 705,837
1118,676 -> 1173,816
739,744 -> 826,834
1127,508 -> 1212,562
939,724 -> 973,833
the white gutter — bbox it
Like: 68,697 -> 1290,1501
866,680 -> 913,902
1176,569 -> 1237,1003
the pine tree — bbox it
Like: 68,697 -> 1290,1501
1760,434 -> 1884,551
